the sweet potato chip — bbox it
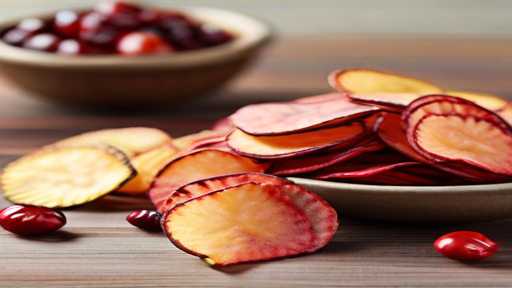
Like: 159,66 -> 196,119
1,146 -> 135,208
498,104 -> 512,125
166,172 -> 339,254
227,122 -> 365,159
163,183 -> 316,266
377,113 -> 429,162
173,130 -> 228,151
404,96 -> 512,176
149,149 -> 267,212
231,93 -> 378,135
55,127 -> 172,157
117,145 -> 178,195
269,140 -> 385,176
293,93 -> 346,104
446,90 -> 507,111
329,68 -> 442,94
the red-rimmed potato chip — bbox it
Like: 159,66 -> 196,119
328,68 -> 442,110
166,173 -> 338,253
404,95 -> 512,176
269,140 -> 385,176
55,127 -> 172,157
163,182 -> 317,266
446,90 -> 508,111
173,130 -> 229,151
227,122 -> 365,159
231,93 -> 378,135
149,149 -> 267,212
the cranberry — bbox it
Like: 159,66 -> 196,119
2,29 -> 30,46
95,1 -> 142,16
17,18 -> 47,33
80,11 -> 108,32
434,231 -> 498,261
199,24 -> 233,47
2,18 -> 48,47
23,33 -> 60,52
117,31 -> 171,55
54,10 -> 81,37
109,13 -> 141,29
0,205 -> 66,236
159,17 -> 201,50
95,1 -> 142,29
79,12 -> 122,48
138,9 -> 161,25
57,39 -> 92,55
126,210 -> 162,231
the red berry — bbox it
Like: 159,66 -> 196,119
80,12 -> 108,32
95,1 -> 142,29
126,210 -> 162,231
23,33 -> 60,52
109,13 -> 141,29
79,12 -> 122,48
3,18 -> 48,47
159,18 -> 201,50
434,231 -> 498,261
199,24 -> 233,47
138,9 -> 161,25
54,10 -> 81,37
57,39 -> 90,55
95,1 -> 142,16
117,31 -> 171,55
2,29 -> 30,46
17,18 -> 47,33
0,205 -> 66,236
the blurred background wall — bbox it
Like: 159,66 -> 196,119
1,0 -> 511,36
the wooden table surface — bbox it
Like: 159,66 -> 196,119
1,36 -> 512,288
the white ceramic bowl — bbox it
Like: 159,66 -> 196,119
291,177 -> 512,223
0,7 -> 273,108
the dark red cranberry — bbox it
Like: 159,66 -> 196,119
79,12 -> 122,48
54,10 -> 81,37
199,24 -> 233,47
57,39 -> 90,55
126,210 -> 162,231
17,18 -> 47,33
434,231 -> 498,261
0,205 -> 66,236
2,29 -> 30,46
117,31 -> 171,55
138,9 -> 161,25
81,28 -> 122,49
159,18 -> 201,50
23,33 -> 60,52
95,1 -> 143,29
80,11 -> 108,32
109,13 -> 141,29
95,1 -> 142,16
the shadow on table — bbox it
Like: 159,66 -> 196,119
14,230 -> 81,243
76,194 -> 154,212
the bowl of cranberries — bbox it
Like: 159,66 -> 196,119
0,1 -> 272,108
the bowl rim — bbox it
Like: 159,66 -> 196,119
0,6 -> 273,68
289,177 -> 512,195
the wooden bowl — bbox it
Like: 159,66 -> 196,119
290,177 -> 512,223
0,7 -> 272,108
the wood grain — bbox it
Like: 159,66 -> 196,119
1,36 -> 512,288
